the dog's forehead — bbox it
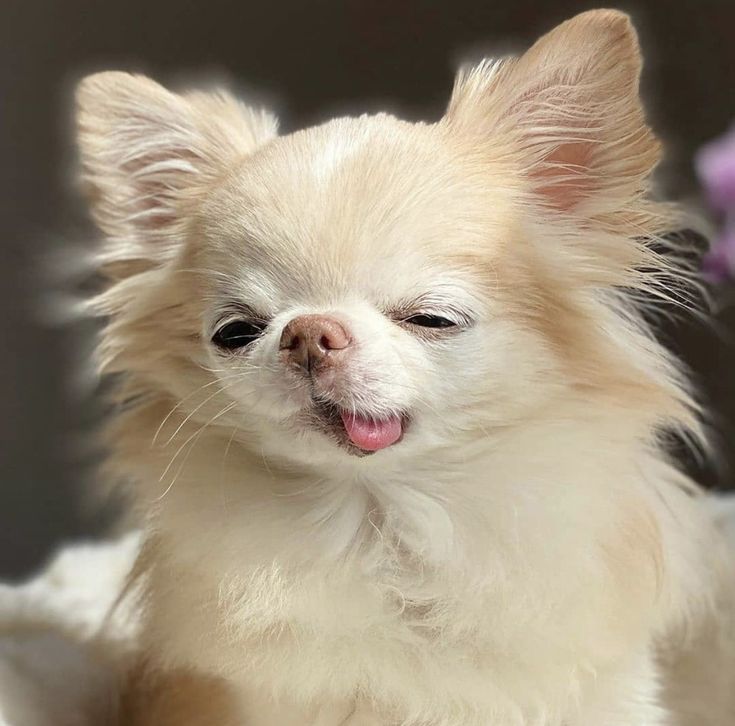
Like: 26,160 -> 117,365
197,114 -> 512,303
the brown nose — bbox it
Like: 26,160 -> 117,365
279,314 -> 352,374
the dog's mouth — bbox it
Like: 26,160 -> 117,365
308,400 -> 407,456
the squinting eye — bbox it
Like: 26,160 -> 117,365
212,320 -> 267,350
404,314 -> 457,329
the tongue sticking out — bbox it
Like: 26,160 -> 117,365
340,411 -> 403,451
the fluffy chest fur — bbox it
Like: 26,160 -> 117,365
121,398 -> 718,725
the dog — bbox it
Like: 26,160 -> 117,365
74,9 -> 735,725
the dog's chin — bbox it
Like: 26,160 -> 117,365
297,401 -> 408,457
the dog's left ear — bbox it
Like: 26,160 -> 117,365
75,73 -> 278,267
444,10 -> 659,215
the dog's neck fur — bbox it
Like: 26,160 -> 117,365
115,388 -> 718,726
118,384 -> 710,605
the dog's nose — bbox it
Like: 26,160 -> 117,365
279,314 -> 352,373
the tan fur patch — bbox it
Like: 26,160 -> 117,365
119,662 -> 240,726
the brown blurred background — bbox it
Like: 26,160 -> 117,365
1,0 -> 734,578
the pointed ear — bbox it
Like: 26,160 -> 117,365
444,10 -> 659,215
76,72 -> 277,261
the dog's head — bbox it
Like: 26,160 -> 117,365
76,10 -> 689,471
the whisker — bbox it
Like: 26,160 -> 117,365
156,400 -> 238,501
151,372 -> 247,446
219,422 -> 241,508
159,379 -> 240,447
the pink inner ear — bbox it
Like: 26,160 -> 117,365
531,140 -> 596,211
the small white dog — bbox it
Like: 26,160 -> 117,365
74,9 -> 735,725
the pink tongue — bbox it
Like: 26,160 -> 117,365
340,412 -> 403,451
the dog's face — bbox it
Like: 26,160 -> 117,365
189,118 -> 537,464
77,11 -> 672,470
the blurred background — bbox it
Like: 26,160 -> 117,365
1,0 -> 734,579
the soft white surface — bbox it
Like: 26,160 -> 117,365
709,494 -> 735,544
0,500 -> 733,725
0,533 -> 139,726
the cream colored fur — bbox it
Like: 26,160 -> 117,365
74,9 -> 735,726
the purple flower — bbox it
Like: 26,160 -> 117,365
697,127 -> 735,212
696,125 -> 735,282
702,228 -> 735,283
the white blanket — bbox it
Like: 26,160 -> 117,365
0,534 -> 139,726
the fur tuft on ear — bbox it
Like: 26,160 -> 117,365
76,72 -> 277,272
444,10 -> 660,217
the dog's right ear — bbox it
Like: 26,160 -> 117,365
76,72 -> 277,263
444,10 -> 658,219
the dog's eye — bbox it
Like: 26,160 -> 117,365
404,314 -> 457,329
212,320 -> 267,350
